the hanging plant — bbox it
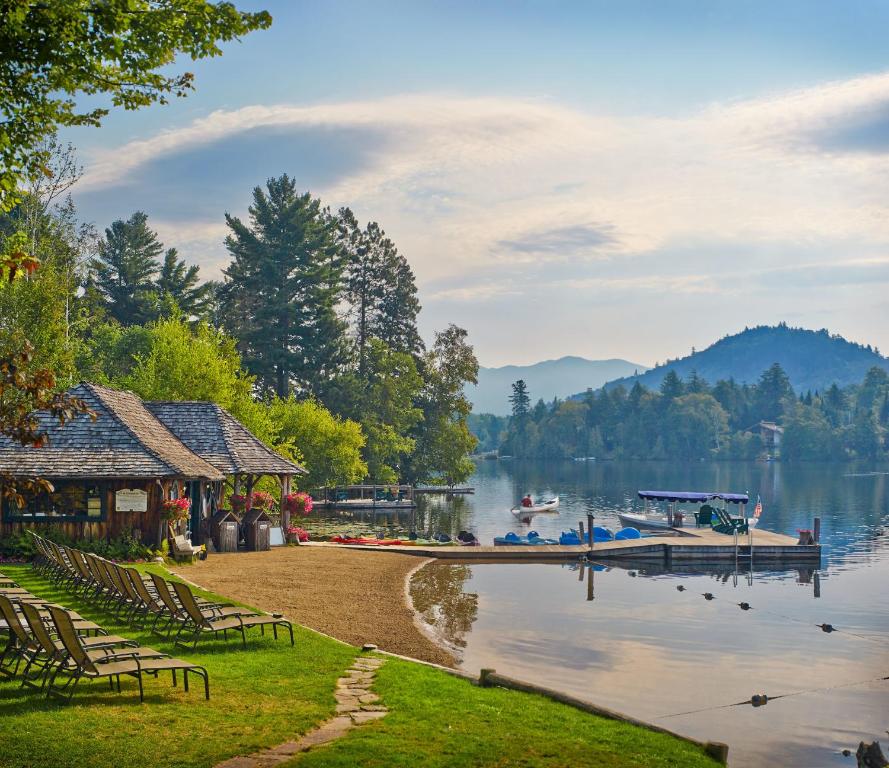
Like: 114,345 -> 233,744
161,497 -> 191,522
283,492 -> 313,516
250,491 -> 277,512
229,494 -> 248,513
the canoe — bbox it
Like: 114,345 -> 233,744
511,496 -> 560,517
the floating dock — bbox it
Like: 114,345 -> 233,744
310,526 -> 820,564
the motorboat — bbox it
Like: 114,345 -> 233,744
618,511 -> 672,530
627,490 -> 757,531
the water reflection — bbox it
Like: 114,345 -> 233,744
412,557 -> 888,767
409,563 -> 478,658
396,461 -> 888,767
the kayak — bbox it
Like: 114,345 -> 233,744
511,496 -> 560,517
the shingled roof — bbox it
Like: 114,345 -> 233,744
146,401 -> 305,477
0,383 -> 224,480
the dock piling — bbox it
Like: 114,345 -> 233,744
813,517 -> 821,543
587,513 -> 594,556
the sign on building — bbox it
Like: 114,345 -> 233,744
115,488 -> 148,513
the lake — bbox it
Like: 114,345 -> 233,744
404,460 -> 889,768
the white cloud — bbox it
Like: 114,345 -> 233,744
74,72 -> 889,362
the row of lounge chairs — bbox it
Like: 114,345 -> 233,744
28,532 -> 294,650
0,576 -> 209,702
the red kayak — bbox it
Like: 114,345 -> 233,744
331,536 -> 404,546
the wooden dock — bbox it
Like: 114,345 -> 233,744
413,486 -> 475,495
309,526 -> 820,565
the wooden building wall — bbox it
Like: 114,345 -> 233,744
0,478 -> 173,546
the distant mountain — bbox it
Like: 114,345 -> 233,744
469,356 -> 648,414
600,325 -> 889,395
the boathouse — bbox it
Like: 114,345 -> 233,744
0,383 -> 305,547
0,383 -> 223,546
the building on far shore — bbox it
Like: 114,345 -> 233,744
0,383 -> 304,547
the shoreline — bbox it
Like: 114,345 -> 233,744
171,546 -> 456,667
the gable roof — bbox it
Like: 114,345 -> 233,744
0,383 -> 224,480
146,401 -> 305,477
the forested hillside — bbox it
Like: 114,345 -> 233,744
472,362 -> 889,461
600,325 -> 889,395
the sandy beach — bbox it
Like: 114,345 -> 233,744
171,545 -> 455,667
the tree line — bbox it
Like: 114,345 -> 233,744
1,145 -> 479,489
469,363 -> 889,461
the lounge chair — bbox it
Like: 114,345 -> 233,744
696,504 -> 715,527
18,602 -> 163,691
711,507 -> 749,535
170,580 -> 293,650
45,605 -> 210,702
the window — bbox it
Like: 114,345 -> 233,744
3,481 -> 106,522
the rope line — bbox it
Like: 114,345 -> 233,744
657,674 -> 889,720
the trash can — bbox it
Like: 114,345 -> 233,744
243,509 -> 271,551
211,510 -> 240,553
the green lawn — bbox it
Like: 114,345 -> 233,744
0,564 -> 720,768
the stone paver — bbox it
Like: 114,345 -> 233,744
213,656 -> 389,767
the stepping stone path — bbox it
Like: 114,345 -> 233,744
215,656 -> 388,768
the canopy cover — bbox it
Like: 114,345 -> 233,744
637,490 -> 749,504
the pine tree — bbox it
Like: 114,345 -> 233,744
219,176 -> 348,398
754,362 -> 793,422
339,211 -> 423,373
660,370 -> 685,401
367,223 -> 422,358
509,380 -> 530,419
156,248 -> 215,321
91,211 -> 162,325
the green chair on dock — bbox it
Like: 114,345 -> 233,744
711,507 -> 749,535
696,505 -> 715,527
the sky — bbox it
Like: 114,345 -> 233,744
62,0 -> 889,367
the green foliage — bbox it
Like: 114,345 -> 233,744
269,397 -> 367,489
0,259 -> 77,382
485,362 -> 888,461
354,339 -> 424,483
0,528 -> 154,562
339,209 -> 423,374
220,176 -> 348,398
121,316 -> 282,449
664,393 -> 729,459
91,212 -> 163,325
406,325 -> 479,484
0,1 -> 271,209
75,322 -> 153,384
157,247 -> 216,321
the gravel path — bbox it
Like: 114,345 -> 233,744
172,545 -> 454,667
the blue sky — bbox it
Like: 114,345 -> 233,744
63,1 -> 889,366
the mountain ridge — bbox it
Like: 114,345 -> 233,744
597,324 -> 889,396
468,356 -> 647,414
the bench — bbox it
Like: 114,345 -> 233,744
171,534 -> 202,563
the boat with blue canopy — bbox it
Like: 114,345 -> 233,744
619,490 -> 754,531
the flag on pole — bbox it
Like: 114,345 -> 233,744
754,495 -> 763,519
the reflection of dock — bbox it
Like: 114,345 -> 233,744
413,486 -> 475,495
321,499 -> 417,510
311,526 -> 820,564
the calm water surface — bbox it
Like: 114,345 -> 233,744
405,461 -> 889,768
